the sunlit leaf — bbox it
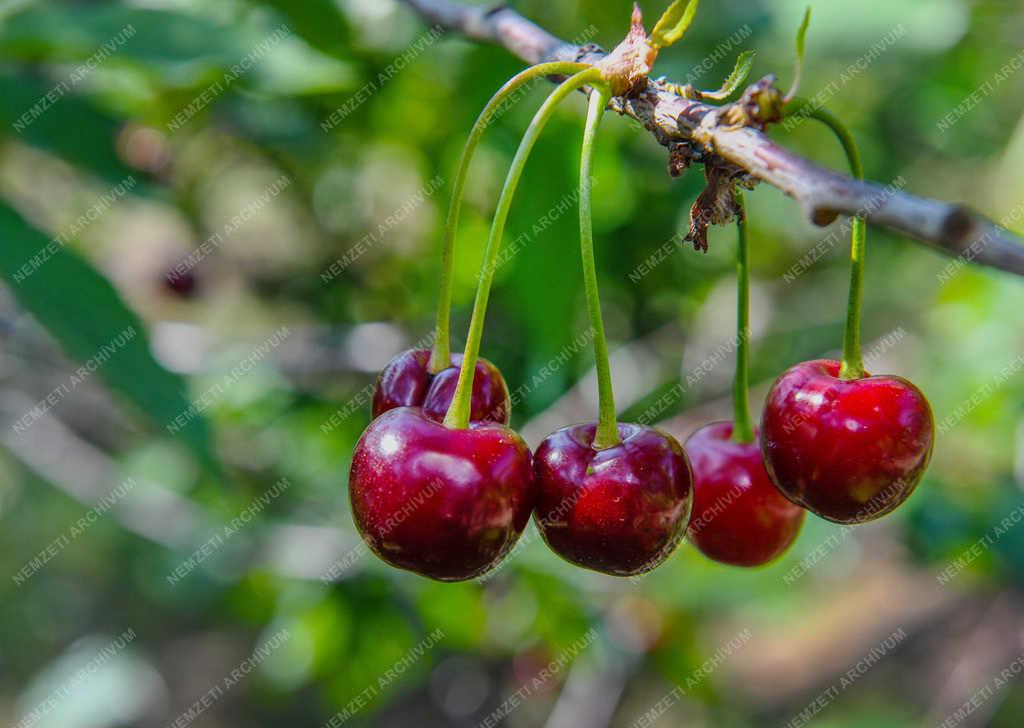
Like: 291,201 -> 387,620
785,6 -> 813,100
650,0 -> 701,49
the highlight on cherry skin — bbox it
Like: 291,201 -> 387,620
759,359 -> 935,524
531,422 -> 693,577
370,348 -> 510,424
685,421 -> 805,567
348,406 -> 534,581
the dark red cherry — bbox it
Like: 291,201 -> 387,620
348,407 -> 534,581
371,348 -> 510,424
371,349 -> 433,417
760,359 -> 934,524
163,269 -> 197,297
685,421 -> 805,567
532,423 -> 693,576
422,356 -> 509,424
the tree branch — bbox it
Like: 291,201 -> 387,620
402,0 -> 1024,277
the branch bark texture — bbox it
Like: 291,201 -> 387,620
403,0 -> 1024,277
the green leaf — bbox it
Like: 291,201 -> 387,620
0,201 -> 221,477
700,50 -> 756,101
0,4 -> 252,71
795,6 -> 812,64
0,3 -> 356,104
650,0 -> 701,50
252,0 -> 351,59
0,73 -> 141,189
786,6 -> 812,99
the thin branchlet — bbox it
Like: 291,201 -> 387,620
401,0 -> 1024,276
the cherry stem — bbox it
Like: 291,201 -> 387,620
732,190 -> 755,444
579,82 -> 619,449
444,68 -> 603,429
840,216 -> 867,380
430,61 -> 589,373
784,99 -> 866,380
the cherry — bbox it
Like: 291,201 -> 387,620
163,269 -> 197,297
532,423 -> 692,576
370,348 -> 509,424
349,407 -> 534,581
760,359 -> 934,524
685,422 -> 805,566
371,348 -> 432,416
422,357 -> 509,424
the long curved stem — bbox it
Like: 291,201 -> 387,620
430,61 -> 589,373
579,83 -> 618,449
784,99 -> 866,379
732,191 -> 755,444
444,68 -> 603,429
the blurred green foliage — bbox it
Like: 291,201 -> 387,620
1,1 -> 1024,726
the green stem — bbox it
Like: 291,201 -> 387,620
443,68 -> 603,429
785,100 -> 863,178
784,99 -> 866,379
579,83 -> 619,449
430,61 -> 589,373
840,217 -> 867,380
732,191 -> 755,444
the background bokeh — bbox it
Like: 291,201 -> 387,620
2,0 -> 1024,726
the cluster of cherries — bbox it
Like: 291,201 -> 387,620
350,343 -> 934,581
351,350 -> 692,580
347,2 -> 936,582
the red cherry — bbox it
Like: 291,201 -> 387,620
371,349 -> 433,416
685,422 -> 805,566
371,348 -> 510,424
422,356 -> 509,424
532,423 -> 693,576
349,407 -> 534,581
760,359 -> 934,524
163,269 -> 197,297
